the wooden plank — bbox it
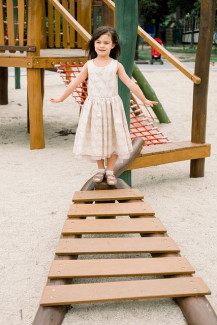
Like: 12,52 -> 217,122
0,57 -> 33,67
68,202 -> 154,217
62,217 -> 166,235
48,257 -> 195,278
0,45 -> 36,52
48,0 -> 54,48
128,143 -> 211,170
69,0 -> 75,47
55,2 -> 61,47
40,277 -> 210,306
6,0 -> 15,46
62,0 -> 68,48
56,237 -> 179,255
76,0 -> 82,47
72,189 -> 144,202
18,0 -> 25,46
0,0 -> 5,46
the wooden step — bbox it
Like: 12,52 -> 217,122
40,277 -> 210,306
48,257 -> 195,278
62,218 -> 166,235
68,202 -> 154,217
56,237 -> 179,255
72,189 -> 144,202
127,141 -> 211,170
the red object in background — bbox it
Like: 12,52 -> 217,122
152,38 -> 162,58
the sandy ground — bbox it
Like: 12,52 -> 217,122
0,63 -> 217,325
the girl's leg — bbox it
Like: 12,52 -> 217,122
97,159 -> 105,169
106,154 -> 118,185
107,154 -> 118,171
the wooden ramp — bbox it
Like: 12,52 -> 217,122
40,188 -> 210,306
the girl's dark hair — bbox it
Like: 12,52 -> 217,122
86,26 -> 121,59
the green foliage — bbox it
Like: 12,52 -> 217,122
138,0 -> 170,28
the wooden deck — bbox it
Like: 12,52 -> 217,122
0,49 -> 87,68
127,141 -> 211,170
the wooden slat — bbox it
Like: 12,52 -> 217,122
69,0 -> 75,47
56,237 -> 179,255
62,0 -> 68,48
18,0 -> 25,46
55,2 -> 61,47
68,202 -> 154,217
48,257 -> 195,278
76,0 -> 82,47
40,277 -> 210,306
62,218 -> 166,235
48,0 -> 54,48
128,142 -> 211,170
72,188 -> 144,202
0,0 -> 5,46
6,0 -> 15,46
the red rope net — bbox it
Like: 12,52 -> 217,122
53,62 -> 171,146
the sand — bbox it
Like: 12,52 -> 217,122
0,63 -> 217,325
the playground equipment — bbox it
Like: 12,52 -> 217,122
33,138 -> 217,325
0,0 -> 213,179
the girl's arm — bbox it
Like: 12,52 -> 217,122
50,63 -> 88,103
117,62 -> 158,107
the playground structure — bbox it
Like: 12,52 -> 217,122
0,0 -> 214,177
0,0 -> 214,178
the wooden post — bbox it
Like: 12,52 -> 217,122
102,1 -> 115,27
190,0 -> 216,177
0,67 -> 8,105
77,0 -> 91,49
115,0 -> 138,186
27,0 -> 45,149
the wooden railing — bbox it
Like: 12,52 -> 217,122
0,0 -> 28,52
102,0 -> 201,84
47,0 -> 91,49
0,0 -> 92,52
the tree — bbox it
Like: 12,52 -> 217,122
138,0 -> 170,36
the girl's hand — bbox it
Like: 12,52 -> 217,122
50,97 -> 63,103
143,99 -> 158,107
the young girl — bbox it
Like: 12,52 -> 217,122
50,26 -> 157,185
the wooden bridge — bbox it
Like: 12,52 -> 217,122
40,187 -> 210,307
33,138 -> 217,325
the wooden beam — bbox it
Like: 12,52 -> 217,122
190,0 -> 216,177
0,67 -> 8,104
127,142 -> 211,170
0,45 -> 36,52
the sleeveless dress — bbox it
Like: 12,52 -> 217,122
73,59 -> 133,162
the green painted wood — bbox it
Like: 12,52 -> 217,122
14,0 -> 21,89
115,0 -> 138,186
133,63 -> 170,123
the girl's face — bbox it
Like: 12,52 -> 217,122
94,33 -> 115,58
